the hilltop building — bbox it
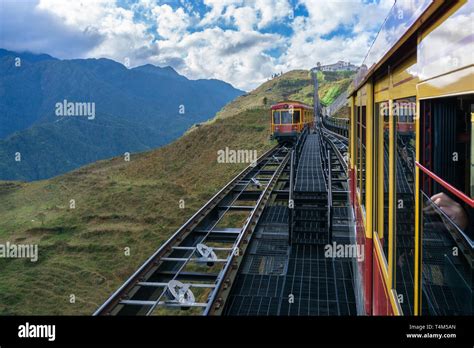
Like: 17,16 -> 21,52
313,61 -> 358,72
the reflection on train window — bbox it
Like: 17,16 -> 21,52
356,106 -> 361,195
419,95 -> 474,315
273,111 -> 280,124
361,105 -> 366,208
281,111 -> 292,124
420,96 -> 473,233
375,101 -> 390,258
421,193 -> 472,315
428,97 -> 471,201
382,102 -> 390,258
471,104 -> 474,199
396,98 -> 416,124
394,96 -> 416,315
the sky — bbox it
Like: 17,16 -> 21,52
0,0 -> 395,90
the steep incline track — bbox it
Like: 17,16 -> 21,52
96,116 -> 356,316
223,126 -> 357,315
95,145 -> 290,316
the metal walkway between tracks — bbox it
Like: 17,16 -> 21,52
225,129 -> 357,315
295,134 -> 326,193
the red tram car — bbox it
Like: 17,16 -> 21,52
270,101 -> 314,144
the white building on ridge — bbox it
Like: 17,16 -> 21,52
313,61 -> 358,72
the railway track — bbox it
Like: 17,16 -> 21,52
321,122 -> 349,170
95,144 -> 290,316
222,126 -> 358,315
95,118 -> 355,316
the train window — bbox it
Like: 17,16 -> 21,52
393,96 -> 416,315
471,104 -> 473,199
356,106 -> 361,192
293,110 -> 301,124
420,192 -> 472,315
397,98 -> 415,123
384,106 -> 390,123
352,104 -> 358,186
375,101 -> 390,258
361,106 -> 366,208
428,97 -> 472,200
383,102 -> 390,258
419,95 -> 474,315
281,111 -> 292,124
273,111 -> 280,124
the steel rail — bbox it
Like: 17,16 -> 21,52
321,127 -> 348,175
94,145 -> 281,315
205,150 -> 291,315
143,148 -> 286,315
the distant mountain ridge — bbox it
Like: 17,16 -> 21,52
0,48 -> 58,63
0,49 -> 244,181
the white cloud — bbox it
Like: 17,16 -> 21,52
35,0 -> 157,64
150,4 -> 191,40
0,0 -> 101,58
200,0 -> 292,30
276,0 -> 395,72
298,0 -> 393,35
226,5 -> 259,31
0,0 -> 395,90
152,27 -> 284,90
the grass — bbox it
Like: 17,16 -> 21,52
0,69 -> 351,315
318,71 -> 354,107
0,108 -> 275,315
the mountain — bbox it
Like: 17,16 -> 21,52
0,49 -> 244,180
0,69 -> 351,314
0,48 -> 57,63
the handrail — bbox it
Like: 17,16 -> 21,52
415,161 -> 474,208
322,115 -> 349,138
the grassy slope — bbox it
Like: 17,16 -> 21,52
0,69 -> 349,314
317,70 -> 354,106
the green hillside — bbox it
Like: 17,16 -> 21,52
317,70 -> 354,106
0,69 -> 351,314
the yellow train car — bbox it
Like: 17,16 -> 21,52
348,0 -> 473,316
